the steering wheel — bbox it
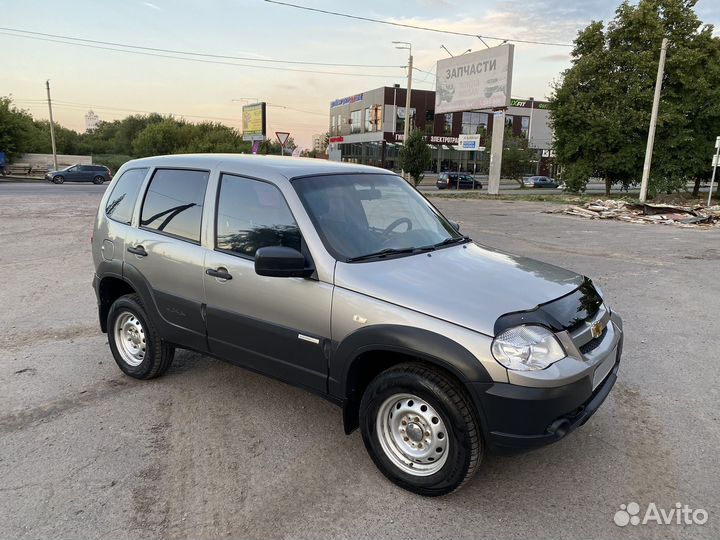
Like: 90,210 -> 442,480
382,217 -> 412,237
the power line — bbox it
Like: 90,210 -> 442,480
263,0 -> 573,47
0,26 -> 404,68
0,31 -> 406,78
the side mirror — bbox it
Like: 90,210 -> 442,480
450,220 -> 461,232
255,246 -> 314,278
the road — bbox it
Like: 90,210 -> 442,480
0,183 -> 718,539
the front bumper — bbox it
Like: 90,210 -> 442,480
470,315 -> 623,454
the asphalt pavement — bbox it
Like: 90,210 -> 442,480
0,183 -> 718,539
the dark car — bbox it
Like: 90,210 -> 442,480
46,164 -> 112,184
436,172 -> 482,190
524,175 -> 558,189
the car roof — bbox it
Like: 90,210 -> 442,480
121,154 -> 391,184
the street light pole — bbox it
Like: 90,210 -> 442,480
639,37 -> 668,203
393,41 -> 413,182
45,80 -> 58,171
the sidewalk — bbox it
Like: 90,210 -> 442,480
0,175 -> 47,183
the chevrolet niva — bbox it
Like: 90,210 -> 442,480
92,154 -> 622,496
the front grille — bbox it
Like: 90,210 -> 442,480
579,326 -> 608,354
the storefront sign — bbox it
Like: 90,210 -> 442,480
330,93 -> 364,108
457,134 -> 482,150
511,99 -> 550,109
394,134 -> 460,145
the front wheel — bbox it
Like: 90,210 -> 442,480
52,175 -> 64,184
107,294 -> 174,379
359,363 -> 483,496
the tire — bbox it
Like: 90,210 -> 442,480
107,293 -> 174,379
52,175 -> 64,184
92,175 -> 105,184
359,362 -> 483,496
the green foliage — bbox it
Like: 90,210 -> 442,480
259,137 -> 296,155
0,98 -> 37,160
399,129 -> 431,185
92,154 -> 134,173
500,130 -> 536,184
0,97 -> 251,162
550,0 -> 720,196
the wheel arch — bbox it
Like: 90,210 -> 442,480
331,325 -> 492,434
97,275 -> 136,332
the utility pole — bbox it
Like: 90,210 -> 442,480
488,109 -> 506,195
709,136 -> 719,206
639,38 -> 668,203
45,80 -> 58,171
393,41 -> 413,182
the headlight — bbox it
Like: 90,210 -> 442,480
491,325 -> 566,371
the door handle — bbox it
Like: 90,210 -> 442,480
206,267 -> 232,280
127,245 -> 148,257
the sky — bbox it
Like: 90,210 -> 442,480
1,0 -> 718,148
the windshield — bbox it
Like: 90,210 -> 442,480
292,174 -> 463,261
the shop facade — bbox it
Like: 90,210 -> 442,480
328,87 -> 555,176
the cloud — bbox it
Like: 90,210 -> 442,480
542,53 -> 571,62
141,1 -> 161,11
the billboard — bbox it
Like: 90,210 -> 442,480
435,44 -> 514,114
242,102 -> 266,141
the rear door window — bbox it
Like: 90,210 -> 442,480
105,168 -> 149,224
141,168 -> 209,243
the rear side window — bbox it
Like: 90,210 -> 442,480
105,168 -> 148,224
140,168 -> 209,243
215,174 -> 301,258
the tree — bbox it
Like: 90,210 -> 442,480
399,129 -> 431,185
259,137 -> 296,155
0,98 -> 36,161
550,0 -> 720,197
483,128 -> 535,186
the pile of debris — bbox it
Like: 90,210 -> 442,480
547,199 -> 720,227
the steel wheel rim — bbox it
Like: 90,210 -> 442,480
376,393 -> 449,476
114,311 -> 146,367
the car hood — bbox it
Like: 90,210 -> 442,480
334,242 -> 584,336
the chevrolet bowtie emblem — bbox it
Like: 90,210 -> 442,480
591,320 -> 605,339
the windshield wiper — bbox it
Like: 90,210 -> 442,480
346,247 -> 419,262
417,236 -> 471,251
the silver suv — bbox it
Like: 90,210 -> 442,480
92,154 -> 623,496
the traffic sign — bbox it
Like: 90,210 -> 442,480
275,132 -> 290,146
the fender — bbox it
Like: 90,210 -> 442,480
329,325 -> 493,434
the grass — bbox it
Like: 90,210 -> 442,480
429,191 -> 638,205
429,190 -> 717,206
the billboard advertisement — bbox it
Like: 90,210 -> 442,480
242,102 -> 266,141
435,44 -> 514,114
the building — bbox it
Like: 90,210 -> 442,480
311,133 -> 328,154
85,110 -> 101,133
327,86 -> 555,175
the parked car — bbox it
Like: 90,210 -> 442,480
436,172 -> 482,190
46,164 -> 112,184
92,155 -> 622,496
524,175 -> 559,188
